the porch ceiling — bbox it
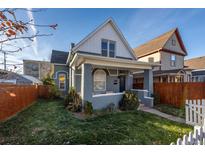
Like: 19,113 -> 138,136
70,53 -> 160,71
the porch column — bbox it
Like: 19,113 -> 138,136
69,67 -> 72,89
125,74 -> 133,90
143,69 -> 153,96
81,64 -> 93,105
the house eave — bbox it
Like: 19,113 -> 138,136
70,53 -> 160,70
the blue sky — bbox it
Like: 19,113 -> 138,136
1,8 -> 205,71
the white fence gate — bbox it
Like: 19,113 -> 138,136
185,99 -> 205,126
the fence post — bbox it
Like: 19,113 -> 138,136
182,135 -> 188,145
177,138 -> 182,145
185,100 -> 189,124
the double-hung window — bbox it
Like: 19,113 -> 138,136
171,54 -> 176,67
59,74 -> 66,90
109,41 -> 115,57
101,39 -> 108,57
93,70 -> 106,91
101,39 -> 115,58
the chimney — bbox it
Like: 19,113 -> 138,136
70,43 -> 75,50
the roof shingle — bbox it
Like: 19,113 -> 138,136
50,50 -> 69,64
133,28 -> 186,58
185,56 -> 205,70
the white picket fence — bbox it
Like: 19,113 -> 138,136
170,99 -> 205,145
185,99 -> 205,126
170,124 -> 205,145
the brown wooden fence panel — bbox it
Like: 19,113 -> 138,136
153,83 -> 205,108
0,84 -> 49,121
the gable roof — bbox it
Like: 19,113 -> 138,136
71,18 -> 136,59
185,56 -> 205,70
50,50 -> 69,64
133,28 -> 187,58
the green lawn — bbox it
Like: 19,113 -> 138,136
0,99 -> 192,145
154,104 -> 185,119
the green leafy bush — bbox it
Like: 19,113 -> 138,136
64,87 -> 82,112
119,91 -> 139,111
84,101 -> 93,115
151,93 -> 160,106
42,75 -> 60,99
48,85 -> 61,99
42,75 -> 55,86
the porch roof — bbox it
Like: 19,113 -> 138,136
70,53 -> 160,71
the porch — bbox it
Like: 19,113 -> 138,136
69,53 -> 158,109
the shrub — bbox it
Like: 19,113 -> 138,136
42,75 -> 55,86
151,93 -> 160,106
84,101 -> 93,115
64,87 -> 82,112
42,75 -> 60,99
48,85 -> 61,99
119,91 -> 139,111
106,103 -> 116,112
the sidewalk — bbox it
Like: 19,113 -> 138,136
138,104 -> 186,124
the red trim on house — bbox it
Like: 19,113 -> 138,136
160,48 -> 186,56
175,28 -> 188,55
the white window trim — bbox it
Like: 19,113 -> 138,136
93,69 -> 106,92
58,73 -> 66,91
101,39 -> 116,58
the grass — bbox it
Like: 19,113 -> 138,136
154,104 -> 185,119
0,99 -> 192,145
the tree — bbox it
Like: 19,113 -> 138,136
0,8 -> 58,71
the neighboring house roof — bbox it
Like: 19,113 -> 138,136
0,69 -> 41,85
134,68 -> 192,77
133,28 -> 187,58
71,17 -> 136,60
50,50 -> 69,64
184,56 -> 205,70
21,75 -> 42,84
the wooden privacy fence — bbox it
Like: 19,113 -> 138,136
186,99 -> 205,126
133,82 -> 205,108
0,84 -> 50,121
171,125 -> 205,145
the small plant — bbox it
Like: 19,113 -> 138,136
64,87 -> 82,112
151,93 -> 160,106
106,103 -> 116,112
84,101 -> 93,115
42,75 -> 60,99
42,75 -> 55,86
119,91 -> 139,111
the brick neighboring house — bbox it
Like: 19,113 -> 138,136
185,56 -> 205,82
23,59 -> 53,80
133,28 -> 192,83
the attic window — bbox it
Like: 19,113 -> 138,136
101,39 -> 116,58
172,39 -> 176,46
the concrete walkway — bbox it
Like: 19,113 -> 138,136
138,104 -> 186,124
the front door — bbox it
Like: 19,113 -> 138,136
119,76 -> 125,92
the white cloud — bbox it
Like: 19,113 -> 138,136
26,8 -> 38,55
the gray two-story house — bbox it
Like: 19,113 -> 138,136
52,18 -> 157,109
